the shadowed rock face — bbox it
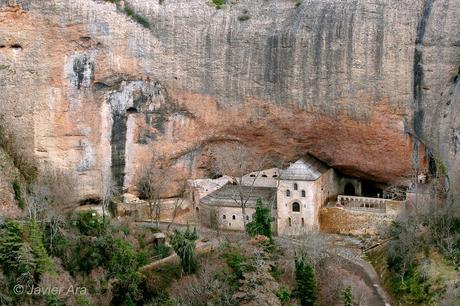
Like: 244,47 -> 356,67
0,0 -> 458,201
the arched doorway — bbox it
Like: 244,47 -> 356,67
344,183 -> 355,196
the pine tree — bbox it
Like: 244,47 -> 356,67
171,228 -> 198,274
295,256 -> 317,306
246,198 -> 272,240
0,220 -> 23,270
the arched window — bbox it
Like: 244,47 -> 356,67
223,215 -> 226,219
301,218 -> 305,227
294,183 -> 298,190
195,207 -> 199,213
286,190 -> 291,197
246,215 -> 249,221
292,202 -> 300,212
301,190 -> 306,197
288,217 -> 292,227
232,215 -> 236,220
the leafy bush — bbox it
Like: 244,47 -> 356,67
109,238 -> 145,305
270,264 -> 283,280
151,243 -> 172,259
246,198 -> 272,241
221,247 -> 254,281
71,210 -> 108,236
294,256 -> 317,306
276,286 -> 291,302
390,267 -> 435,305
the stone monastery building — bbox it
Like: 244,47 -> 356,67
195,155 -> 365,236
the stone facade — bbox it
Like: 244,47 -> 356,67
200,205 -> 256,231
200,156 -> 346,235
276,158 -> 339,235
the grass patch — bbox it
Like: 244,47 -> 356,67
124,5 -> 150,28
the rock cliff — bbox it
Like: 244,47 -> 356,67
0,0 -> 459,202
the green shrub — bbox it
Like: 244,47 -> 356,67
109,238 -> 145,305
72,210 -> 108,236
270,264 -> 283,280
294,256 -> 317,306
246,198 -> 272,241
390,267 -> 435,305
124,5 -> 150,28
151,243 -> 172,259
276,286 -> 291,302
221,248 -> 254,280
12,180 -> 25,209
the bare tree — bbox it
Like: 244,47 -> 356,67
137,157 -> 173,228
213,143 -> 268,228
101,174 -> 115,222
167,179 -> 187,231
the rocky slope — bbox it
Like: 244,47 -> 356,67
0,0 -> 459,202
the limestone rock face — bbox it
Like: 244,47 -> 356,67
0,0 -> 459,202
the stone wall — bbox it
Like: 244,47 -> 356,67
320,207 -> 398,236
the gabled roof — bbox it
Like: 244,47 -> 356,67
279,155 -> 328,181
200,184 -> 276,208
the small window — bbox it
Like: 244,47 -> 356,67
232,215 -> 236,220
272,174 -> 278,178
292,202 -> 300,212
250,174 -> 256,177
223,215 -> 226,219
288,217 -> 292,227
196,207 -> 199,212
294,183 -> 298,190
286,190 -> 291,197
301,218 -> 305,227
301,190 -> 306,197
262,174 -> 267,178
246,215 -> 249,221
